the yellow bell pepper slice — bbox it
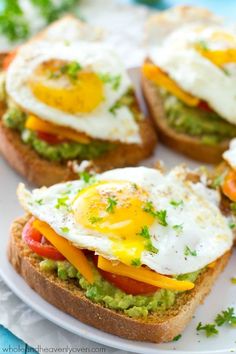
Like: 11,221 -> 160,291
97,256 -> 194,291
25,115 -> 91,144
33,219 -> 94,284
142,63 -> 200,107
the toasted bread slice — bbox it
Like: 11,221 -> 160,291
8,214 -> 231,343
141,73 -> 229,164
0,115 -> 157,186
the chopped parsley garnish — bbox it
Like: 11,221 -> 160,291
99,73 -> 121,90
173,224 -> 183,234
172,334 -> 182,341
170,200 -> 184,208
196,322 -> 219,337
131,258 -> 141,267
106,197 -> 118,213
89,216 -> 103,224
143,201 -> 168,226
60,61 -> 82,81
137,226 -> 158,254
215,307 -> 236,327
229,222 -> 236,229
79,171 -> 95,184
55,196 -> 69,209
196,40 -> 209,51
36,199 -> 43,205
0,0 -> 78,42
109,101 -> 122,115
231,278 -> 236,284
211,174 -> 224,189
184,246 -> 197,257
138,225 -> 151,239
60,226 -> 69,233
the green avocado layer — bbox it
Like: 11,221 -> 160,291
161,91 -> 236,145
2,106 -> 114,162
39,258 -> 200,319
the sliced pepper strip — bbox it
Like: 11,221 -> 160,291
142,63 -> 200,107
25,115 -> 91,144
33,219 -> 94,284
222,169 -> 236,202
97,256 -> 194,291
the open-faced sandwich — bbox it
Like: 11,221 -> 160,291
0,16 -> 156,186
8,164 -> 234,342
142,6 -> 236,164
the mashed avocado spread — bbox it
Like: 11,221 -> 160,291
39,258 -> 200,319
2,105 -> 114,162
161,90 -> 236,145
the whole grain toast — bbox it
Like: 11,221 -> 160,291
141,72 -> 229,164
8,214 -> 231,343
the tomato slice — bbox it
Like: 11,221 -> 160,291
222,169 -> 236,202
36,131 -> 66,145
198,100 -> 214,113
93,256 -> 159,295
22,217 -> 65,260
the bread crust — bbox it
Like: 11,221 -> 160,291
141,72 -> 229,164
8,215 -> 232,343
0,116 -> 157,186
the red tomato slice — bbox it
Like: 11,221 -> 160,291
37,131 -> 66,145
198,101 -> 214,113
22,217 -> 65,260
3,48 -> 19,70
93,256 -> 159,295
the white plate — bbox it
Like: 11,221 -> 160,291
0,70 -> 236,354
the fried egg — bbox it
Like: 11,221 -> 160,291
17,166 -> 233,275
6,41 -> 141,144
149,25 -> 236,124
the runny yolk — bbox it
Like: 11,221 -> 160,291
28,60 -> 104,114
72,181 -> 155,266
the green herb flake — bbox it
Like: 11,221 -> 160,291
215,307 -> 236,327
143,201 -> 168,226
196,322 -> 219,337
55,196 -> 69,209
170,200 -> 184,207
173,224 -> 183,234
89,216 -> 103,224
106,197 -> 118,213
196,40 -> 209,51
229,222 -> 236,229
184,246 -> 197,257
109,101 -> 122,115
79,171 -> 95,184
60,227 -> 69,233
172,334 -> 182,342
60,61 -> 82,81
138,225 -> 151,239
36,199 -> 43,205
131,258 -> 141,267
99,73 -> 121,90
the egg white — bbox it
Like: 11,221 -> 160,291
17,166 -> 233,275
223,138 -> 236,169
6,41 -> 141,144
149,25 -> 236,125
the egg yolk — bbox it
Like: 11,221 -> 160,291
73,181 -> 155,266
28,60 -> 104,114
